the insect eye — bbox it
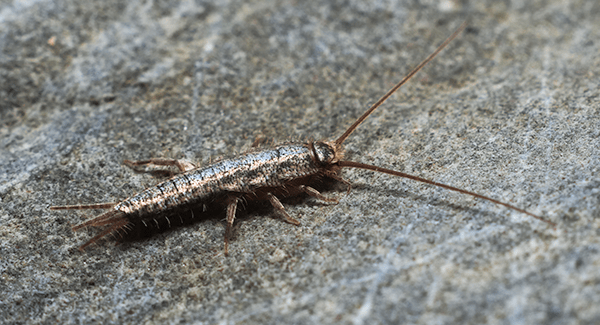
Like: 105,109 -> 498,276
313,142 -> 336,165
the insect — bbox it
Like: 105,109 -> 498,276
50,22 -> 555,254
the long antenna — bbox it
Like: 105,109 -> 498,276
337,161 -> 556,226
335,21 -> 467,147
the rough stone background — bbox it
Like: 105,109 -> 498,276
1,0 -> 599,324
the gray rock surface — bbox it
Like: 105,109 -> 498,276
1,0 -> 599,324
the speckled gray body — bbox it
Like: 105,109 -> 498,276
118,143 -> 326,217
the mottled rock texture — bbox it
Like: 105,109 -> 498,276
1,0 -> 599,324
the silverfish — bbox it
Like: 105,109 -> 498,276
50,22 -> 556,253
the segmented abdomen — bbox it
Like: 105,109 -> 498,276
115,144 -> 320,217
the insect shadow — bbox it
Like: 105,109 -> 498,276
51,22 -> 555,254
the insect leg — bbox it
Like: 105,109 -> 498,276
267,193 -> 301,226
298,185 -> 339,203
224,196 -> 240,255
123,158 -> 197,176
325,172 -> 353,194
